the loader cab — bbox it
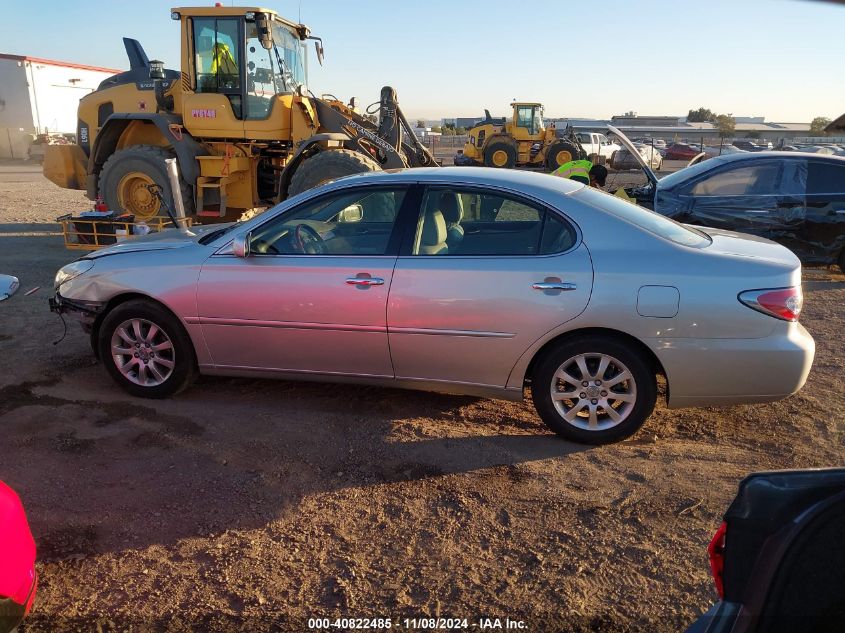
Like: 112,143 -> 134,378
511,102 -> 545,140
174,6 -> 311,138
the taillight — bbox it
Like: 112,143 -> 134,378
738,286 -> 802,321
708,521 -> 727,599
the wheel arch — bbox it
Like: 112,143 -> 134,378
89,114 -> 206,200
90,291 -> 196,362
518,327 -> 668,398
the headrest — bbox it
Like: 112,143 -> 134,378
438,192 -> 462,225
421,210 -> 447,246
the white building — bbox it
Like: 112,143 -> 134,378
0,53 -> 121,159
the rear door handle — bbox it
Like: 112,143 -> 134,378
532,282 -> 577,291
346,276 -> 385,286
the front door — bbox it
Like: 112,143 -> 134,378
679,159 -> 799,238
196,186 -> 411,377
387,186 -> 593,388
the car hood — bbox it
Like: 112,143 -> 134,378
607,125 -> 658,187
85,224 -> 230,259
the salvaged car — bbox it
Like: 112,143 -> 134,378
610,143 -> 663,170
0,481 -> 37,633
652,153 -> 845,270
685,469 -> 845,633
50,167 -> 814,444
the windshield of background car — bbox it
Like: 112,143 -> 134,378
576,186 -> 711,247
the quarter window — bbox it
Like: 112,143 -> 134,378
411,188 -> 576,256
248,188 -> 406,256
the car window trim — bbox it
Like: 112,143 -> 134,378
399,184 -> 581,258
230,183 -> 418,259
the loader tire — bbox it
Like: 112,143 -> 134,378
288,149 -> 381,197
483,142 -> 516,168
99,145 -> 194,221
545,141 -> 581,170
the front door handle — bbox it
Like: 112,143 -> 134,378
346,276 -> 385,286
532,281 -> 577,291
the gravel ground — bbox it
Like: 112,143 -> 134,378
0,164 -> 842,632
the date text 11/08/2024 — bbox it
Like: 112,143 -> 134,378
307,617 -> 528,629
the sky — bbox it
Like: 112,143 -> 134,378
1,0 -> 843,122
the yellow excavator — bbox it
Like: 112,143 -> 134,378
43,5 -> 437,221
454,102 -> 586,170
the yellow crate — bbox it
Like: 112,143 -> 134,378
56,214 -> 194,251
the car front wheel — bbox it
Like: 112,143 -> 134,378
98,299 -> 197,398
532,336 -> 656,444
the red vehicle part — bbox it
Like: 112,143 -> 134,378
0,481 -> 37,633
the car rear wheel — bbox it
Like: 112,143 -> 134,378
532,336 -> 656,444
98,299 -> 197,398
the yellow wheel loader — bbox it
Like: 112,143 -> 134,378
454,102 -> 586,170
43,5 -> 437,222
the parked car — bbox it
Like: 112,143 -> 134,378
665,143 -> 702,160
611,143 -> 663,170
650,152 -> 845,270
802,145 -> 837,156
685,469 -> 845,633
732,140 -> 770,152
50,167 -> 814,445
0,481 -> 37,633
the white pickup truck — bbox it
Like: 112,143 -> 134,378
576,132 -> 622,164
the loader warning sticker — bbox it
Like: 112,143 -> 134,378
192,109 -> 217,119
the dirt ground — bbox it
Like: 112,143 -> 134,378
0,162 -> 842,632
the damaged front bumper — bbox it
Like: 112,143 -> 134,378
48,293 -> 104,333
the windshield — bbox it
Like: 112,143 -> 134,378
576,187 -> 711,248
245,22 -> 306,98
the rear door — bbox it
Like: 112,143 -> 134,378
387,186 -> 593,388
802,159 -> 845,264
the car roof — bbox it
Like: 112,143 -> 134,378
705,151 -> 845,164
328,166 -> 585,195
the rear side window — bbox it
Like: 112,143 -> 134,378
807,161 -> 845,194
411,188 -> 577,256
577,187 -> 711,248
690,163 -> 781,196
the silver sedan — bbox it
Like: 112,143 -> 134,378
50,167 -> 815,444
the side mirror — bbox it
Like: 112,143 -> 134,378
309,37 -> 325,66
256,13 -> 273,50
338,204 -> 363,223
232,233 -> 251,258
0,274 -> 19,301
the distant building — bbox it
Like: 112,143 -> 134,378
0,53 -> 120,158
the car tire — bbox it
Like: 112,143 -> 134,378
99,145 -> 194,221
531,336 -> 657,444
483,142 -> 517,168
288,149 -> 381,197
97,299 -> 197,398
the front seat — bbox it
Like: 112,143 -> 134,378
415,209 -> 448,255
438,192 -> 464,251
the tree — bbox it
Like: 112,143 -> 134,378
687,107 -> 716,123
441,127 -> 456,136
455,126 -> 467,135
442,122 -> 456,131
431,125 -> 442,133
416,119 -> 426,129
810,117 -> 831,135
715,114 -> 735,139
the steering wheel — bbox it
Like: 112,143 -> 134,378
294,224 -> 327,254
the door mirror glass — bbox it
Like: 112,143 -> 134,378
314,40 -> 325,66
0,275 -> 20,301
232,232 -> 251,258
337,204 -> 363,223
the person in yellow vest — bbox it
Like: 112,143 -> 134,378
553,159 -> 592,184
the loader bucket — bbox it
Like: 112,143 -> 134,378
43,144 -> 88,190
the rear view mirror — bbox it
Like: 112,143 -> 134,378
256,13 -> 273,50
0,275 -> 19,301
338,204 -> 363,223
232,233 -> 251,258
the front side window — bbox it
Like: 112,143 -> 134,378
690,163 -> 782,196
411,188 -> 576,256
249,188 -> 406,256
807,161 -> 845,195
